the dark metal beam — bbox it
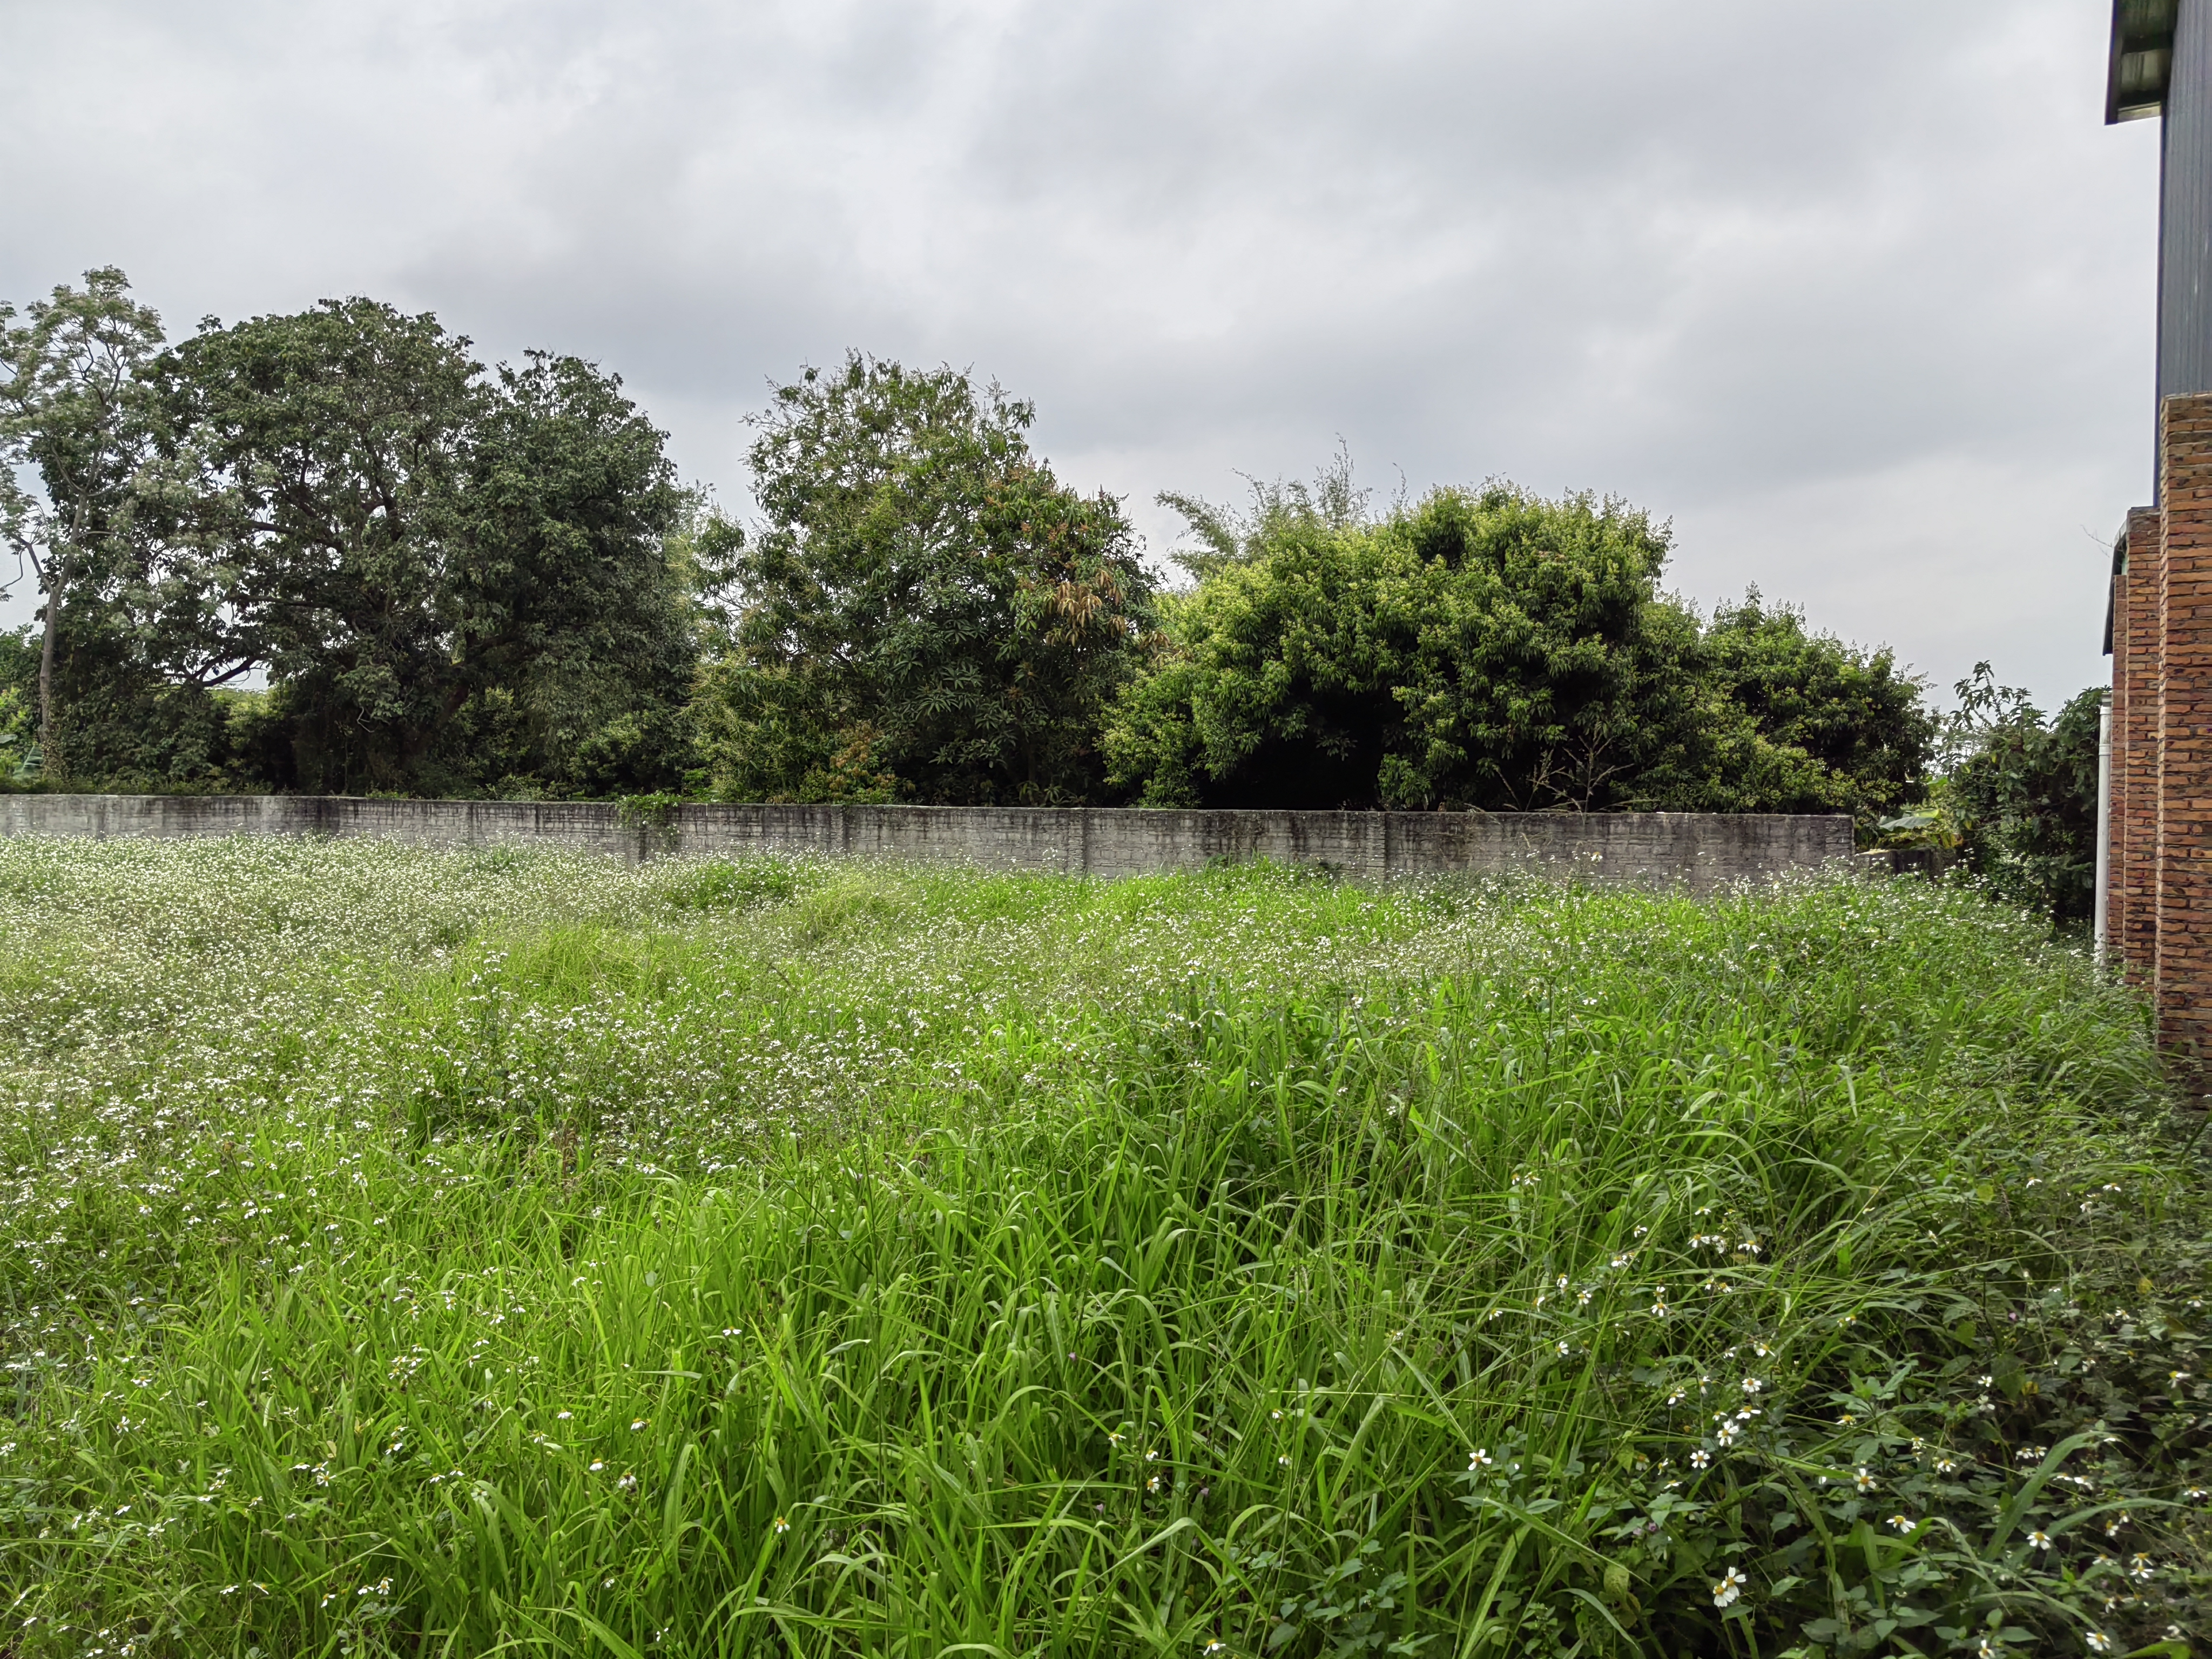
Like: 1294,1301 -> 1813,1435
2113,0 -> 2182,123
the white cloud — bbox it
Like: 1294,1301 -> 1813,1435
0,0 -> 2159,710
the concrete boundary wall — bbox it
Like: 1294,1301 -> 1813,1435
0,794 -> 1853,892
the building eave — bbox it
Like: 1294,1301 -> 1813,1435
2112,0 -> 2182,123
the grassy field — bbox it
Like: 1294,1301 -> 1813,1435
0,838 -> 2204,1659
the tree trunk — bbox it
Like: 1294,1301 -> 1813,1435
36,559 -> 59,771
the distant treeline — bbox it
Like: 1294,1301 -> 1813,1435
0,269 -> 2091,890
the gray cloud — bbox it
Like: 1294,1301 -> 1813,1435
1,0 -> 2156,709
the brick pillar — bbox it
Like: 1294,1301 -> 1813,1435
2118,506 -> 2163,979
2157,393 -> 2212,1084
2109,534 -> 2127,963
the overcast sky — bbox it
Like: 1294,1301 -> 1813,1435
0,0 -> 2158,711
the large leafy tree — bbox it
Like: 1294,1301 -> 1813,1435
702,354 -> 1158,804
153,300 -> 697,793
0,268 -> 171,775
1105,480 -> 1705,810
156,296 -> 474,786
0,277 -> 706,795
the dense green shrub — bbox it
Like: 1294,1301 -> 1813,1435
1675,589 -> 1937,824
1940,666 -> 2105,928
0,626 -> 36,783
1103,482 -> 1700,810
1105,477 -> 1935,821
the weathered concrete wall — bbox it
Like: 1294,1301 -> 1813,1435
0,793 -> 643,861
0,793 -> 1853,891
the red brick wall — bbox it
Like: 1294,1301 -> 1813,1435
2109,535 -> 2126,964
2119,505 -> 2163,982
2157,393 -> 2212,1077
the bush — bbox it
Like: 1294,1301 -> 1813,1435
1674,589 -> 1938,830
0,626 -> 33,784
1107,475 -> 1936,820
1105,481 -> 1702,810
1940,666 -> 2105,929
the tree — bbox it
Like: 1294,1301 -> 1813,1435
1155,441 -> 1373,582
155,300 -> 696,793
0,626 -> 32,782
703,354 -> 1158,804
1939,665 -> 2102,927
1645,589 -> 1937,830
1105,480 -> 1706,811
1107,474 -> 1939,820
155,298 -> 475,790
438,350 -> 705,797
0,268 -> 168,774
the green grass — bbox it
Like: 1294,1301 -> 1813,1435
0,838 -> 2205,1658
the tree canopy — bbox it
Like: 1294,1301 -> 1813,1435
0,273 -> 712,796
155,301 -> 700,792
1104,476 -> 1936,825
0,266 -> 167,775
697,354 -> 1158,805
1927,666 -> 2102,926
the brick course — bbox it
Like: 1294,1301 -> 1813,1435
2109,539 -> 2124,963
2156,393 -> 2212,1077
2117,505 -> 2164,977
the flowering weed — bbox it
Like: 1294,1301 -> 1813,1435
0,837 -> 2201,1655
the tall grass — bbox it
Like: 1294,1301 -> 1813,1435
0,839 -> 2202,1657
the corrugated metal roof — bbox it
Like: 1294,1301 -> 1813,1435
2112,0 -> 2181,122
